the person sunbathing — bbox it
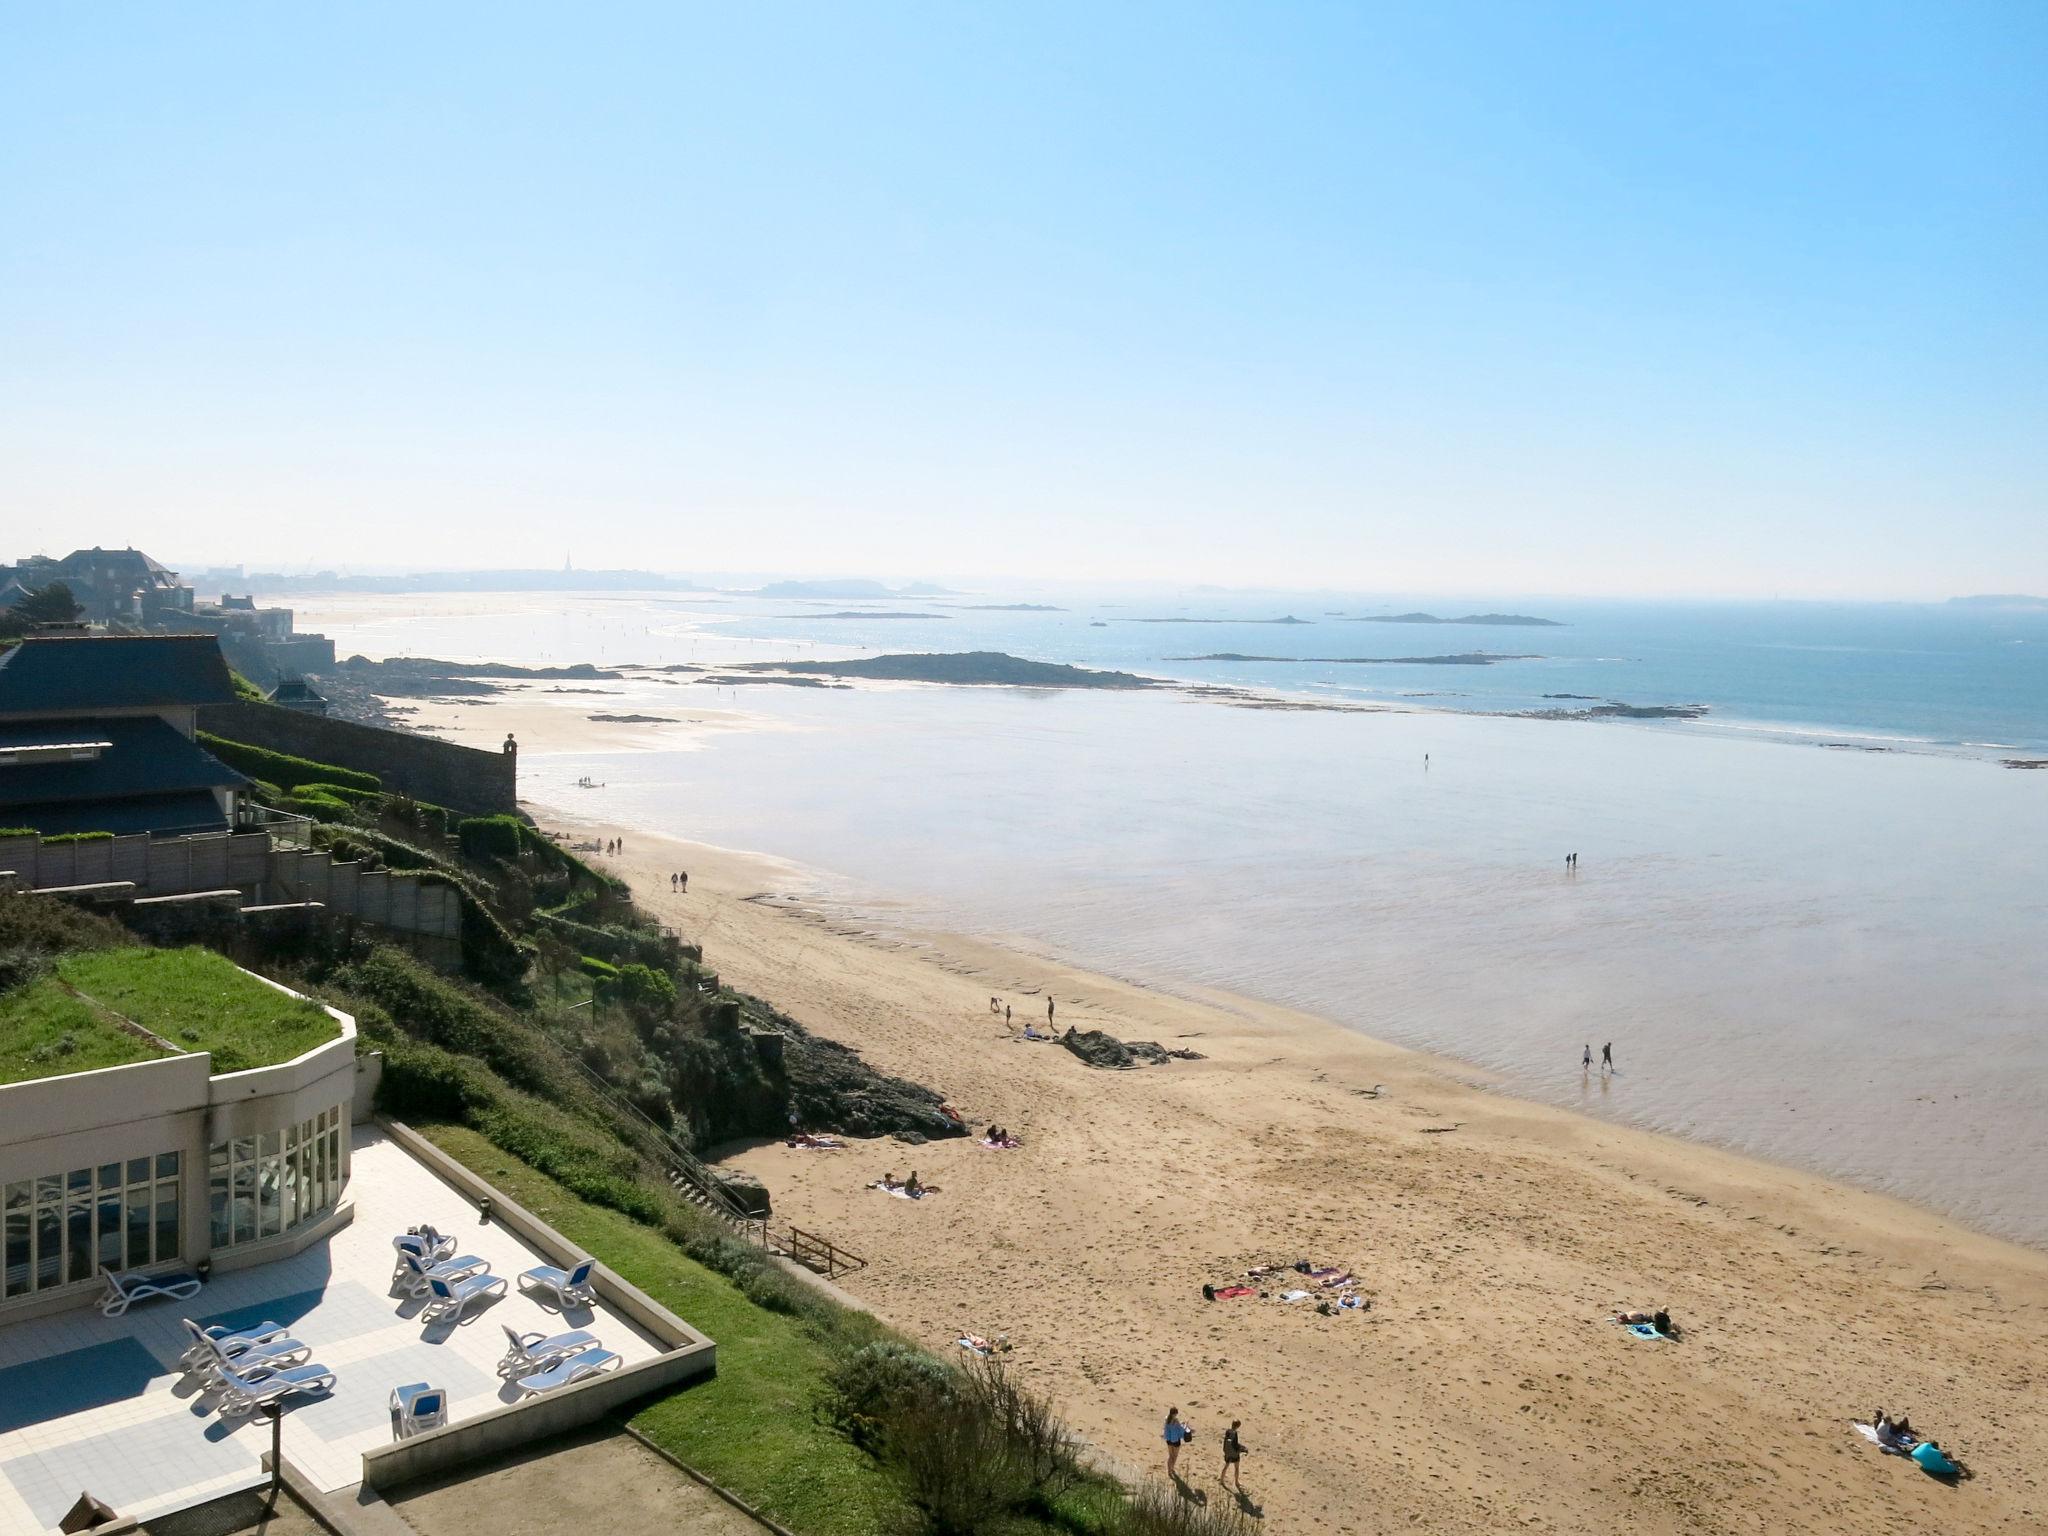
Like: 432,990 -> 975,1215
880,1172 -> 901,1190
1613,1309 -> 1653,1325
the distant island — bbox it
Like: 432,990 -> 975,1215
249,568 -> 699,595
1351,612 -> 1562,627
777,611 -> 945,620
1169,652 -> 1539,666
1129,615 -> 1313,625
744,579 -> 954,599
947,603 -> 1066,612
723,650 -> 1155,689
1949,594 -> 2048,611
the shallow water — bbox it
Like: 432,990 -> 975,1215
291,591 -> 2048,1246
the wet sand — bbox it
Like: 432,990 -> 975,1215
535,809 -> 2048,1536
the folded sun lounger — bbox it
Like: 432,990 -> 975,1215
513,1347 -> 621,1397
98,1266 -> 202,1317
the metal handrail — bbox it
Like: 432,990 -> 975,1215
559,1051 -> 764,1234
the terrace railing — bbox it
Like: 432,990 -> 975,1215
235,802 -> 317,849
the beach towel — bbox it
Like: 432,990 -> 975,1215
958,1335 -> 994,1356
978,1138 -> 1021,1150
1278,1289 -> 1312,1303
1319,1272 -> 1354,1289
1307,1266 -> 1342,1280
1337,1295 -> 1367,1310
1853,1423 -> 1917,1457
870,1183 -> 928,1199
790,1136 -> 845,1150
1212,1285 -> 1255,1300
1625,1322 -> 1669,1340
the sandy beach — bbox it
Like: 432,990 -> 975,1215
517,806 -> 2048,1536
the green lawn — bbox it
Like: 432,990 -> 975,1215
0,978 -> 168,1084
57,946 -> 339,1072
419,1123 -> 915,1536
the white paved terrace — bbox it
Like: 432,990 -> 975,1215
0,1126 -> 665,1533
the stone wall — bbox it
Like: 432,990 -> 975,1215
0,829 -> 270,895
198,700 -> 516,815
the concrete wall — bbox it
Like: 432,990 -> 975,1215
0,830 -> 269,895
198,701 -> 516,816
360,1350 -> 715,1491
265,847 -> 463,941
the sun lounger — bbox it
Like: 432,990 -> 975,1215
423,1270 -> 507,1321
98,1266 -> 202,1317
392,1225 -> 458,1268
215,1360 -> 337,1415
513,1347 -> 621,1397
389,1382 -> 448,1437
178,1316 -> 288,1371
497,1325 -> 600,1378
394,1250 -> 491,1297
194,1331 -> 313,1386
517,1257 -> 597,1309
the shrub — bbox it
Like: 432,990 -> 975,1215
41,830 -> 114,843
457,814 -> 525,860
579,955 -> 620,982
615,962 -> 677,1017
0,893 -> 134,957
1110,1483 -> 1257,1536
299,781 -> 381,807
196,733 -> 381,794
0,949 -> 50,996
823,1341 -> 964,1454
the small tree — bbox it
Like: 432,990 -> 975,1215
12,582 -> 81,624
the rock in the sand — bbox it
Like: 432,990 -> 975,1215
713,1169 -> 772,1217
1061,1028 -> 1138,1068
1124,1040 -> 1172,1065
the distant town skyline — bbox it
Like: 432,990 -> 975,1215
2,4 -> 2042,599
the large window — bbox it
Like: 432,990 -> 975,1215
208,1105 -> 345,1252
2,1152 -> 180,1301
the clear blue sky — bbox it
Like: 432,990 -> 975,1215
2,3 -> 2042,596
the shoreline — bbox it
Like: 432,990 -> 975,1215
531,798 -> 2048,1535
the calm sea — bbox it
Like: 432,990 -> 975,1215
288,589 -> 2048,1246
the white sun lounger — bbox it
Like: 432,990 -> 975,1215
215,1360 -> 338,1415
394,1250 -> 491,1297
513,1347 -> 621,1397
98,1266 -> 202,1317
423,1270 -> 507,1321
177,1315 -> 288,1371
189,1327 -> 312,1385
517,1257 -> 598,1308
498,1324 -> 601,1379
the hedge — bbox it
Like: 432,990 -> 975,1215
196,733 -> 381,794
457,814 -> 525,860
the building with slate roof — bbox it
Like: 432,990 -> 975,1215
0,635 -> 250,836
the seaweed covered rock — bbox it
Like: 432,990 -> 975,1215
1061,1028 -> 1137,1069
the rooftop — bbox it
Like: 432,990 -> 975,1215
0,716 -> 249,810
0,1126 -> 668,1530
0,948 -> 340,1085
0,635 -> 242,716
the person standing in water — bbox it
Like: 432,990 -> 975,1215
1583,1044 -> 1592,1071
1601,1041 -> 1613,1072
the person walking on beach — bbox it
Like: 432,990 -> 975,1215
1220,1419 -> 1248,1492
1583,1043 -> 1592,1071
679,870 -> 688,891
1601,1041 -> 1613,1072
1004,1002 -> 1012,1028
1162,1407 -> 1190,1478
1047,996 -> 1056,1027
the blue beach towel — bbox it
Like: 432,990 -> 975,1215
1627,1322 -> 1664,1340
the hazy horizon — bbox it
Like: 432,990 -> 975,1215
4,4 -> 2043,599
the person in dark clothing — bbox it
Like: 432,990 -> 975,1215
1047,996 -> 1056,1025
1601,1041 -> 1613,1072
1220,1420 -> 1247,1490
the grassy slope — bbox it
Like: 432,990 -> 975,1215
419,1123 -> 915,1536
0,978 -> 167,1083
59,946 -> 336,1070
